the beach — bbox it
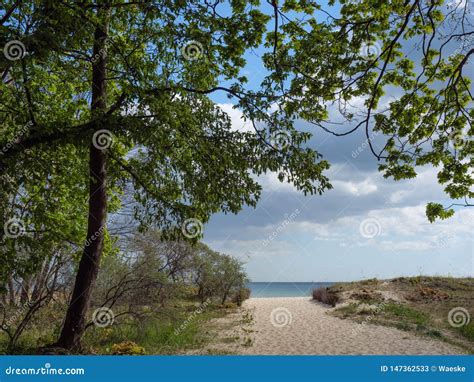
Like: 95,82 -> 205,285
199,297 -> 465,355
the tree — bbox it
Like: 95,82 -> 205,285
1,0 -> 329,350
219,255 -> 248,305
259,0 -> 473,220
188,244 -> 247,304
0,0 -> 471,350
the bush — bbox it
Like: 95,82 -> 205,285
111,341 -> 146,355
350,289 -> 383,303
312,287 -> 339,307
231,288 -> 251,306
459,322 -> 474,341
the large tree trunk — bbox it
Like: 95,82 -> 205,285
54,8 -> 109,350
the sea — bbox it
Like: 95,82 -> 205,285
247,282 -> 335,298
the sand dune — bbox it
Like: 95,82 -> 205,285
201,297 -> 465,355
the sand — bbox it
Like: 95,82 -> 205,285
199,297 -> 465,355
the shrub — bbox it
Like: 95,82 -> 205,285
312,287 -> 339,307
350,289 -> 383,303
459,322 -> 474,341
220,302 -> 238,309
406,286 -> 450,302
361,278 -> 379,286
111,341 -> 146,355
231,288 -> 251,306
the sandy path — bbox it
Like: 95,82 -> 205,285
202,297 -> 464,355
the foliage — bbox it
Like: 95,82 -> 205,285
312,287 -> 340,307
231,287 -> 251,307
111,341 -> 145,355
191,244 -> 248,304
0,229 -> 248,354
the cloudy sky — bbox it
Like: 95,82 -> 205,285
196,0 -> 474,282
202,108 -> 473,281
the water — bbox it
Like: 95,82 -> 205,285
247,282 -> 335,298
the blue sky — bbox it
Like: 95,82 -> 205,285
201,0 -> 473,282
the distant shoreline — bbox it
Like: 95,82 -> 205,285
247,281 -> 334,298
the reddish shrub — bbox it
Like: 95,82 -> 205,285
312,287 -> 339,307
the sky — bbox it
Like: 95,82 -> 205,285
201,1 -> 474,282
203,109 -> 473,282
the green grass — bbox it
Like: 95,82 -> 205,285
383,303 -> 429,326
1,300 -> 235,355
83,305 -> 229,354
459,322 -> 474,341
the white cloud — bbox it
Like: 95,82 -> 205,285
333,178 -> 378,196
218,103 -> 254,132
311,205 -> 474,251
448,0 -> 469,9
212,204 -> 473,259
256,172 -> 298,193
